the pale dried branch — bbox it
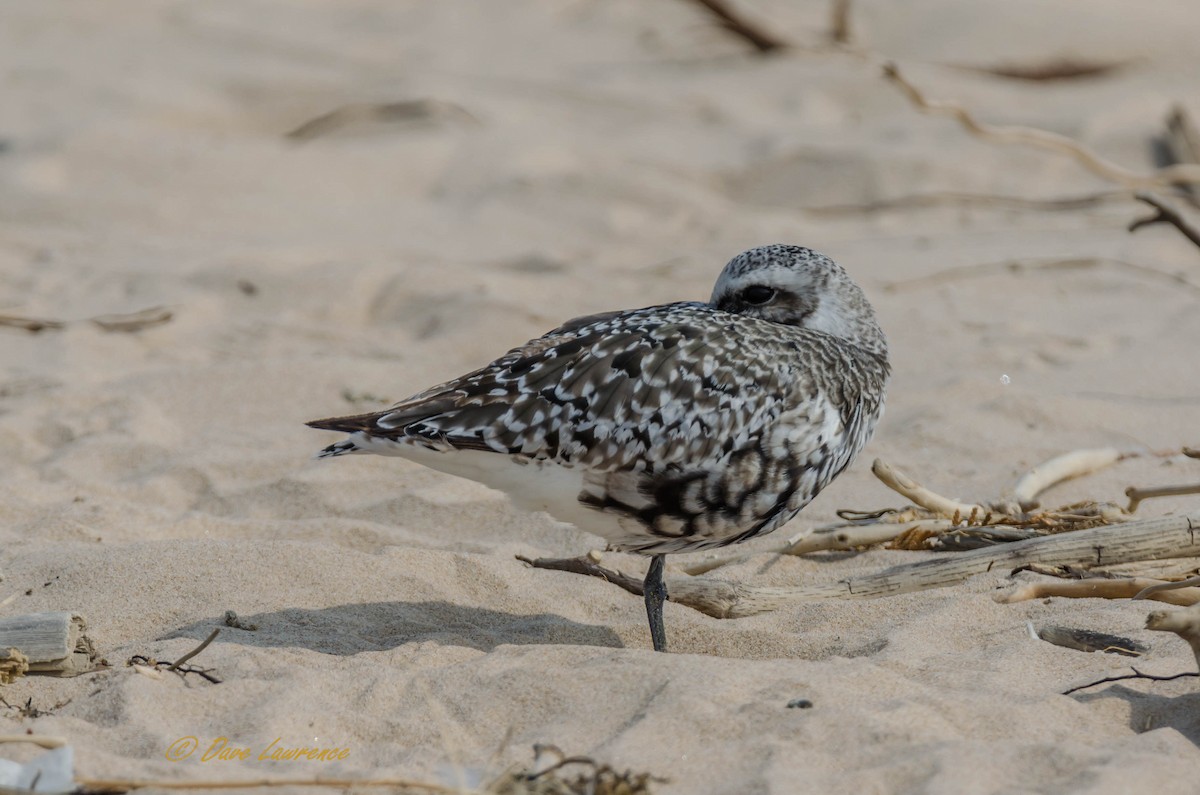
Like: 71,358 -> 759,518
1128,192 -> 1200,252
681,0 -> 790,53
1012,448 -> 1125,510
1133,575 -> 1200,601
1126,482 -> 1200,513
517,553 -> 645,596
883,62 -> 1200,188
996,577 -> 1200,606
787,519 -> 951,555
871,459 -> 989,521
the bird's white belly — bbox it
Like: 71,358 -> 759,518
351,434 -> 639,547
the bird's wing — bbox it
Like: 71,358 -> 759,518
307,302 -> 815,471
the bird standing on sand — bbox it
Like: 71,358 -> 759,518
308,245 -> 889,652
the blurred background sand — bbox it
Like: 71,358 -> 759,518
2,1 -> 1200,792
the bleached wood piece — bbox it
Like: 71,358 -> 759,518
1012,448 -> 1124,509
996,578 -> 1200,606
871,459 -> 986,520
663,511 -> 1200,618
0,612 -> 96,678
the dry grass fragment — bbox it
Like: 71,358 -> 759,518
91,306 -> 173,332
960,58 -> 1128,82
286,99 -> 479,142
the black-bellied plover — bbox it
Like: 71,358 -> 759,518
308,245 -> 889,652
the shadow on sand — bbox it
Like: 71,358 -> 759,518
167,601 -> 623,655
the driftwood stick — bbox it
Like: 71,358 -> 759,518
883,63 -> 1200,188
1128,192 -> 1200,251
871,459 -> 987,521
682,0 -> 790,53
1133,574 -> 1200,601
1012,448 -> 1124,509
784,519 -> 952,555
516,554 -> 646,596
1126,482 -> 1200,513
686,512 -> 1200,617
996,578 -> 1200,606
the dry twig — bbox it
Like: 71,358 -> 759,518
168,628 -> 219,672
1062,668 -> 1198,696
681,0 -> 790,53
883,63 -> 1200,189
1128,192 -> 1200,252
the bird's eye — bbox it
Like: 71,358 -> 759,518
740,285 -> 776,305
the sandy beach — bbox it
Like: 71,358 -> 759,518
3,1 -> 1200,792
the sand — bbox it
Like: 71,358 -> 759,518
3,1 -> 1200,792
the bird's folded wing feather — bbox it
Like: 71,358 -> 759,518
310,303 -> 821,471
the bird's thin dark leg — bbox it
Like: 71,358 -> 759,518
644,554 -> 669,652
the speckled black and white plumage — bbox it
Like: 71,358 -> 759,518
308,245 -> 890,557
